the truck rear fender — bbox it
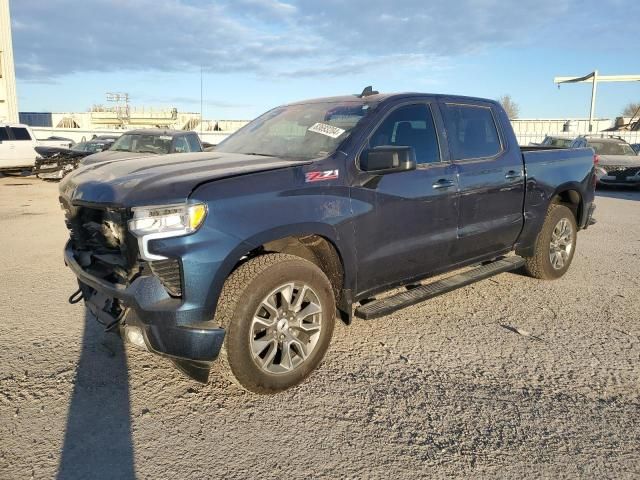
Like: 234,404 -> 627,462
550,186 -> 583,225
515,181 -> 584,257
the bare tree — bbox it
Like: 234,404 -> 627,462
497,95 -> 520,119
622,102 -> 640,117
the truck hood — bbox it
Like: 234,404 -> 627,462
59,151 -> 310,207
598,155 -> 640,167
80,150 -> 156,166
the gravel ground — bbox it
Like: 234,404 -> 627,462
0,177 -> 639,479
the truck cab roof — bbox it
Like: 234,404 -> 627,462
121,129 -> 192,137
285,92 -> 501,107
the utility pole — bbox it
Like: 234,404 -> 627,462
554,71 -> 640,132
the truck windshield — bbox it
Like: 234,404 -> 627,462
543,137 -> 573,148
216,101 -> 374,160
110,134 -> 173,154
589,141 -> 636,156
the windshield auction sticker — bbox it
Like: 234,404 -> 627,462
308,123 -> 346,139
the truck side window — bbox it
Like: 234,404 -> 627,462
442,104 -> 502,160
187,134 -> 202,152
0,128 -> 9,141
370,104 -> 440,164
10,127 -> 32,141
174,136 -> 190,153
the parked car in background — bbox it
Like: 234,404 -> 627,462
531,135 -> 575,148
34,136 -> 119,180
79,129 -> 203,166
60,89 -> 596,393
0,124 -> 74,171
570,135 -> 640,187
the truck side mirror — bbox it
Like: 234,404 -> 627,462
360,145 -> 417,174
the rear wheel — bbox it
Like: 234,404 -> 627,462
214,254 -> 335,394
523,204 -> 577,280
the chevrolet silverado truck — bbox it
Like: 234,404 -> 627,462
60,89 -> 596,393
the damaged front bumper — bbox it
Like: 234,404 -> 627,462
64,241 -> 225,382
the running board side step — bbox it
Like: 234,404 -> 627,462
355,256 -> 525,320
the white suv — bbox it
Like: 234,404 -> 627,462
0,124 -> 72,171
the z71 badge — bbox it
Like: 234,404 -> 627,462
305,170 -> 339,183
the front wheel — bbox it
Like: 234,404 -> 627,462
214,254 -> 335,394
523,204 -> 577,280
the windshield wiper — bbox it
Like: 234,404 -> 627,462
242,152 -> 274,157
113,148 -> 130,152
136,150 -> 160,154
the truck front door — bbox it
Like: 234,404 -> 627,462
352,102 -> 459,296
439,102 -> 524,261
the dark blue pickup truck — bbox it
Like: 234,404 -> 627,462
60,89 -> 596,393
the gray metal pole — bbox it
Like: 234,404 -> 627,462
589,70 -> 598,132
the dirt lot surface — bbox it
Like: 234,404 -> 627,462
0,176 -> 639,479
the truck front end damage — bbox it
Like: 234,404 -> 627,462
61,199 -> 225,382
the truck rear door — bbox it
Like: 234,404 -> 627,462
438,101 -> 524,261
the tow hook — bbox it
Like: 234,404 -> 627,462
68,288 -> 84,304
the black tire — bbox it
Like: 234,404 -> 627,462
523,204 -> 577,280
214,254 -> 335,394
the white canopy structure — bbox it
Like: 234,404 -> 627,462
554,71 -> 640,132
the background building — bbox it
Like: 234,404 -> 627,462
0,0 -> 18,123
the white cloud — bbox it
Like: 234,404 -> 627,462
10,0 -> 638,81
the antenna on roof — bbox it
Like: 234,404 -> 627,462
357,86 -> 379,98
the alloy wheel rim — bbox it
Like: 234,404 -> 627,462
249,282 -> 322,374
549,218 -> 573,270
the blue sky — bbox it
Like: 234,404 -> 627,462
11,0 -> 640,120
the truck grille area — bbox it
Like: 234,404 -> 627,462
62,201 -> 184,297
64,204 -> 141,287
149,259 -> 183,297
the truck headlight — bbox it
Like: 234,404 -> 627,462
129,203 -> 207,261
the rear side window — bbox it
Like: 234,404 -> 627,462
173,136 -> 189,153
442,104 -> 502,160
369,104 -> 440,164
10,127 -> 32,141
0,128 -> 9,141
187,134 -> 202,152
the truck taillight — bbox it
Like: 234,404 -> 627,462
593,154 -> 600,165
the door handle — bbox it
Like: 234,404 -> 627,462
432,178 -> 455,189
505,170 -> 522,180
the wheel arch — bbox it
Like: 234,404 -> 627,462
217,224 -> 354,324
550,183 -> 584,226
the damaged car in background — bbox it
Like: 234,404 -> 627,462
34,136 -> 118,180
